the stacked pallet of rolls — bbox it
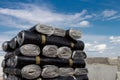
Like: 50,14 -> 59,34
1,24 -> 89,80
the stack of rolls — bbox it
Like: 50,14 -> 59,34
1,24 -> 89,80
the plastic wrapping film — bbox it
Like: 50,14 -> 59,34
41,65 -> 59,78
57,47 -> 72,59
20,44 -> 40,56
42,45 -> 58,58
21,64 -> 41,79
66,29 -> 82,43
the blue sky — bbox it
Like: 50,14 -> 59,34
0,0 -> 120,57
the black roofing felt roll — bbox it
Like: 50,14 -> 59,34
5,57 -> 16,67
11,56 -> 85,68
4,50 -> 28,60
45,35 -> 84,50
2,41 -> 14,52
65,29 -> 82,43
17,31 -> 42,46
17,30 -> 84,50
1,59 -> 6,68
4,44 -> 41,59
9,37 -> 19,50
3,64 -> 41,79
7,75 -> 22,80
72,50 -> 87,59
5,52 -> 17,60
3,68 -> 21,75
28,25 -> 38,33
3,73 -> 8,80
2,37 -> 19,52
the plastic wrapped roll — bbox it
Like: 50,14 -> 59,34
3,68 -> 20,75
59,68 -> 74,76
2,41 -> 13,52
6,56 -> 19,67
6,58 -> 11,67
3,73 -> 8,80
21,64 -> 41,79
35,24 -> 54,35
12,75 -> 21,80
72,51 -> 87,59
4,49 -> 15,60
20,44 -> 40,56
41,65 -> 59,78
12,56 -> 85,68
9,37 -> 19,50
17,31 -> 42,46
7,74 -> 12,80
53,28 -> 66,37
74,75 -> 89,80
1,59 -> 6,68
74,68 -> 88,75
17,31 -> 84,50
9,75 -> 20,80
66,29 -> 82,42
43,45 -> 58,57
3,64 -> 41,79
5,44 -> 40,59
57,47 -> 72,59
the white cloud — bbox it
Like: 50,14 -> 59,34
82,34 -> 120,57
109,36 -> 120,44
102,10 -> 117,18
107,15 -> 120,20
85,43 -> 107,53
0,4 -> 92,29
79,20 -> 90,27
